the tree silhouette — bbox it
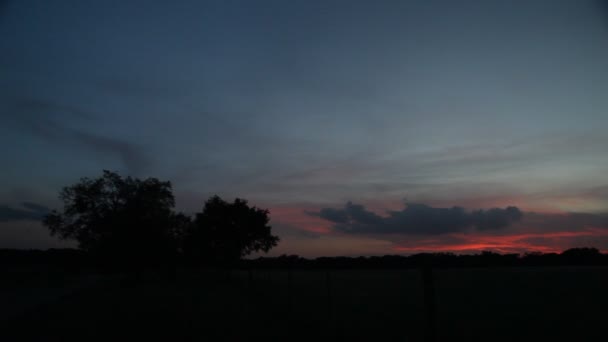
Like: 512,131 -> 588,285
561,247 -> 601,264
183,195 -> 279,265
43,170 -> 185,268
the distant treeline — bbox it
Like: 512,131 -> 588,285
2,247 -> 607,270
245,248 -> 608,269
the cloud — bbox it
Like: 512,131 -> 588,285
10,97 -> 150,174
20,202 -> 50,213
312,202 -> 523,235
317,207 -> 350,223
0,202 -> 50,222
513,211 -> 608,234
382,210 -> 608,254
471,206 -> 523,230
66,128 -> 150,175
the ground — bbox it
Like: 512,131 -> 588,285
1,267 -> 607,341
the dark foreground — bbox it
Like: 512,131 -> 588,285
2,267 -> 607,341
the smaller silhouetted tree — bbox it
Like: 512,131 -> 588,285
183,195 -> 279,266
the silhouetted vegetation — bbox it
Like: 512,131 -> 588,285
183,195 -> 279,266
0,248 -> 89,268
3,247 -> 608,272
42,171 -> 185,269
41,170 -> 279,269
242,248 -> 608,269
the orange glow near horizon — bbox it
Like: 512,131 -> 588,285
393,228 -> 608,254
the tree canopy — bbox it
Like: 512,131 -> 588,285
43,170 -> 184,267
183,195 -> 279,265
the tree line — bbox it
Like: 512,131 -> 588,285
244,248 -> 608,269
2,247 -> 606,270
41,170 -> 279,269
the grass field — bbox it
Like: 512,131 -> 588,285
2,267 -> 607,341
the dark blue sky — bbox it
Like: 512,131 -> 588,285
2,0 -> 608,255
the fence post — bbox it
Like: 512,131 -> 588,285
248,268 -> 254,305
326,271 -> 336,339
287,269 -> 293,313
421,265 -> 437,342
326,271 -> 332,322
286,268 -> 293,336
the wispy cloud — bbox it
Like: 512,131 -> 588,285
9,97 -> 150,174
0,202 -> 49,222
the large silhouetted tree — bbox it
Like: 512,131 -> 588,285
183,195 -> 279,265
43,170 -> 185,268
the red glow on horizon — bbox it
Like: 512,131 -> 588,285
393,228 -> 608,254
264,202 -> 608,256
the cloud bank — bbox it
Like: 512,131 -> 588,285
312,202 -> 523,235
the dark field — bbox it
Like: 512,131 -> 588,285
2,267 -> 607,341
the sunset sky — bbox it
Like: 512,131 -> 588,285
2,0 -> 608,257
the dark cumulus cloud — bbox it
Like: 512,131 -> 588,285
0,202 -> 50,222
313,202 -> 523,235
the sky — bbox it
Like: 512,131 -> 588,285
1,0 -> 608,257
